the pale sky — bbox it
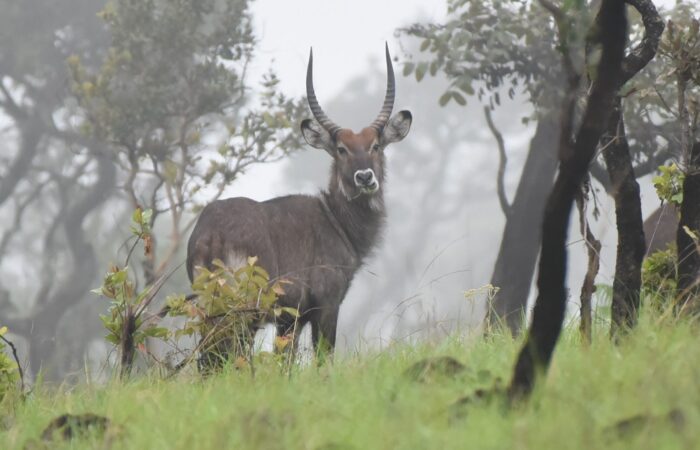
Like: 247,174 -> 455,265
249,0 -> 677,101
233,0 -> 447,201
250,0 -> 446,100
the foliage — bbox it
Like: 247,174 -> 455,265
93,208 -> 169,377
399,0 -> 588,114
166,257 -> 294,372
642,244 -> 678,307
0,326 -> 19,404
69,0 -> 305,285
0,0 -> 303,379
631,4 -> 700,167
94,266 -> 170,347
657,12 -> 700,94
652,163 -> 685,206
3,315 -> 700,449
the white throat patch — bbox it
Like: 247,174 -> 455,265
338,177 -> 351,201
368,196 -> 383,212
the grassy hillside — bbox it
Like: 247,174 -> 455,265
1,313 -> 698,449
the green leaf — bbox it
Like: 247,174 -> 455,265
281,307 -> 300,318
402,62 -> 415,77
438,92 -> 452,106
415,62 -> 428,82
163,159 -> 178,184
141,209 -> 153,226
452,92 -> 467,106
429,61 -> 438,76
458,81 -> 475,96
143,326 -> 170,339
132,208 -> 142,224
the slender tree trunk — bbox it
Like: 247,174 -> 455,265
485,115 -> 560,334
576,182 -> 601,345
676,142 -> 700,314
119,310 -> 137,379
602,98 -> 646,338
508,0 -> 626,399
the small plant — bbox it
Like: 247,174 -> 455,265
0,326 -> 20,403
464,284 -> 500,303
642,244 -> 678,309
166,257 -> 295,373
93,208 -> 169,379
653,163 -> 685,207
646,162 -> 688,310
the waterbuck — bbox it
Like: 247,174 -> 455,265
186,44 -> 412,351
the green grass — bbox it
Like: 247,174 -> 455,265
2,313 -> 699,449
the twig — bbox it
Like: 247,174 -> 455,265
620,0 -> 664,85
483,106 -> 511,216
0,334 -> 25,395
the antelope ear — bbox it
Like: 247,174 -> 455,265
301,119 -> 334,153
379,110 -> 412,146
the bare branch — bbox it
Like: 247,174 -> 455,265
0,80 -> 27,120
621,0 -> 665,85
0,178 -> 49,256
0,334 -> 25,395
0,120 -> 42,206
483,106 -> 511,216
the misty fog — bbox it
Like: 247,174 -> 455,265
0,0 -> 677,381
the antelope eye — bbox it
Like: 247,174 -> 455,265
372,144 -> 380,152
336,146 -> 347,155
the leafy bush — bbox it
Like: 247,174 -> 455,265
94,266 -> 170,346
653,163 -> 685,207
642,244 -> 678,309
93,208 -> 169,378
166,257 -> 295,372
644,162 -> 687,310
95,208 -> 297,377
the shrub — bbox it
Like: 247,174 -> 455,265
166,257 -> 295,373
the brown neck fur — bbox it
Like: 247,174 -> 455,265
324,162 -> 386,262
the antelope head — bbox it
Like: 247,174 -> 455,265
301,44 -> 412,200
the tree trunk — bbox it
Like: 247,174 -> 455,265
676,142 -> 700,314
576,182 -> 601,345
485,116 -> 560,334
508,0 -> 626,399
602,98 -> 646,338
119,310 -> 137,379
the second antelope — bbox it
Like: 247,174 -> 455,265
186,44 -> 412,353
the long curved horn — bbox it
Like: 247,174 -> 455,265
370,42 -> 396,133
306,48 -> 341,137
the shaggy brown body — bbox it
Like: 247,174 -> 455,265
186,44 -> 411,350
187,167 -> 385,347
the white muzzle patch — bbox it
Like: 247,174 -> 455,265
354,169 -> 379,194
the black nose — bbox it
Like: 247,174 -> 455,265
355,171 -> 374,186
